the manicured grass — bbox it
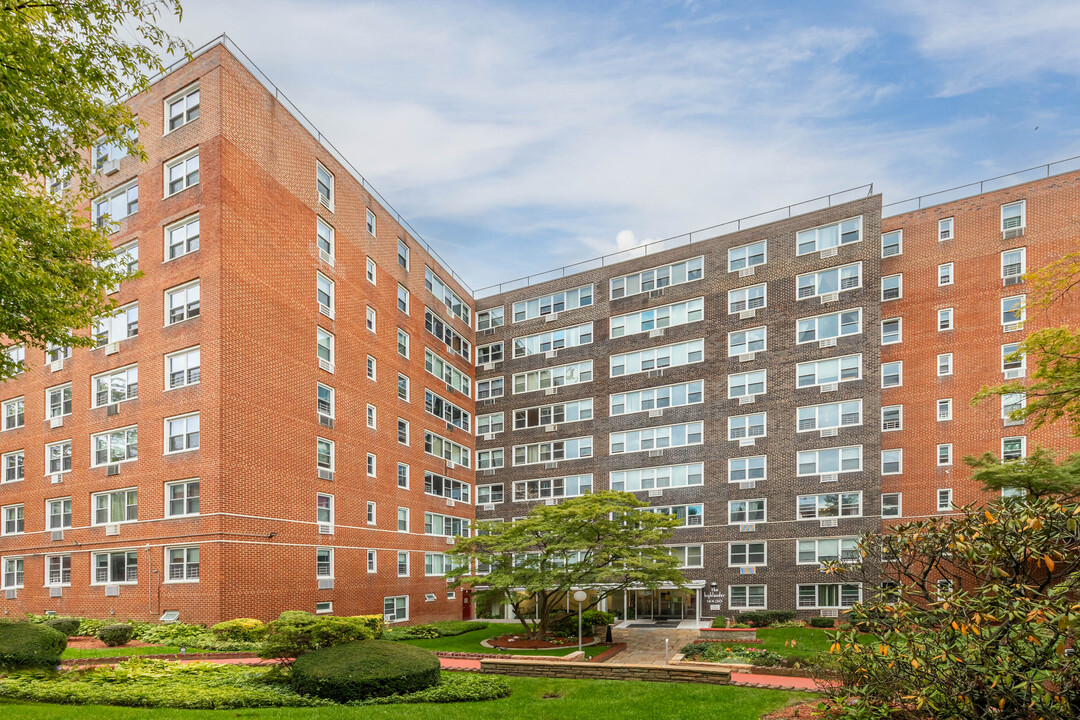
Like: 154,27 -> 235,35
0,677 -> 804,720
400,624 -> 609,659
60,646 -> 207,659
703,627 -> 874,660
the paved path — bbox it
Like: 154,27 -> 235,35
730,672 -> 822,691
610,627 -> 699,665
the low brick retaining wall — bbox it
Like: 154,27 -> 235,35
478,657 -> 731,685
587,642 -> 627,663
62,651 -> 260,666
699,628 -> 758,641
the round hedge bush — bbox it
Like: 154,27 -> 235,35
44,617 -> 83,637
809,616 -> 835,628
97,624 -> 135,647
291,640 -> 441,702
0,622 -> 67,669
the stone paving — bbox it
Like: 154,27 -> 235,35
610,626 -> 700,665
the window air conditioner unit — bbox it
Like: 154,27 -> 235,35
544,462 -> 559,470
482,503 -> 495,511
543,313 -> 558,323
738,481 -> 756,490
820,518 -> 839,528
544,350 -> 558,359
483,469 -> 496,477
318,359 -> 334,374
738,523 -> 756,532
319,249 -> 335,266
545,498 -> 557,505
318,578 -> 334,589
318,469 -> 334,481
819,247 -> 838,258
648,449 -> 665,458
738,396 -> 754,405
5,589 -> 16,600
820,428 -> 838,438
50,359 -> 64,373
483,399 -> 496,406
483,433 -> 495,441
50,586 -> 63,598
647,368 -> 665,378
738,438 -> 755,447
446,537 -> 455,545
106,464 -> 120,476
319,304 -> 334,320
544,424 -> 557,433
739,309 -> 756,319
105,524 -> 120,536
821,609 -> 839,618
49,416 -> 63,429
1003,275 -> 1022,287
820,473 -> 838,483
820,383 -> 838,393
446,461 -> 455,470
648,408 -> 664,417
1004,369 -> 1024,380
446,498 -> 456,507
101,158 -> 121,175
1004,322 -> 1023,333
105,585 -> 120,596
318,524 -> 333,535
738,267 -> 755,278
545,387 -> 558,395
820,292 -> 840,304
107,403 -> 120,416
739,566 -> 757,575
1003,227 -> 1025,240
51,530 -> 64,541
738,353 -> 755,363
648,489 -> 663,497
481,362 -> 495,371
318,414 -> 334,428
649,288 -> 664,298
819,338 -> 837,348
648,328 -> 665,338
51,474 -> 63,484
104,342 -> 119,355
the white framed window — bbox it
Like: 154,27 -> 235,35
612,339 -> 704,376
937,353 -> 953,376
728,283 -> 767,313
397,463 -> 410,489
398,285 -> 411,315
938,262 -> 953,286
610,256 -> 703,299
1002,343 -> 1025,377
477,484 -> 504,504
366,501 -> 377,526
881,230 -> 901,257
94,128 -> 135,168
881,360 -> 902,388
514,323 -> 592,357
316,217 -> 334,260
881,405 -> 902,432
165,546 -> 200,582
366,208 -> 377,236
477,307 -> 505,330
396,552 -> 408,577
2,505 -> 24,535
366,403 -> 377,429
91,426 -> 137,466
316,162 -> 334,210
166,479 -> 200,517
316,601 -> 333,614
797,537 -> 858,565
937,488 -> 953,512
798,446 -> 863,476
94,302 -> 139,346
166,346 -> 200,389
881,493 -> 901,518
45,342 -> 72,364
316,547 -> 334,578
938,217 -> 954,241
46,554 -> 71,586
663,545 -> 703,568
726,370 -> 766,400
882,449 -> 902,475
728,241 -> 766,271
514,361 -> 591,394
728,498 -> 766,524
609,299 -> 702,338
426,431 -> 472,467
797,584 -> 861,609
938,308 -> 954,331
165,83 -> 200,132
163,214 -> 202,262
2,397 -> 24,430
797,354 -> 862,388
368,550 -> 377,573
367,453 -> 377,477
797,308 -> 862,344
881,274 -> 902,301
93,180 -> 139,231
796,262 -> 862,300
728,413 -> 766,440
611,382 -> 702,415
424,471 -> 471,501
729,542 -> 767,567
366,306 -> 376,332
317,438 -> 334,472
397,373 -> 410,401
2,557 -> 24,589
2,450 -> 24,483
397,418 -> 409,445
937,398 -> 953,421
317,273 -> 335,314
1001,200 -> 1025,231
92,488 -> 137,525
1001,248 -> 1026,280
728,327 -> 766,356
609,423 -> 701,454
797,492 -> 862,519
397,329 -> 410,358
797,400 -> 862,432
425,389 -> 471,432
728,456 -> 765,483
798,217 -> 862,255
165,413 -> 200,454
385,595 -> 408,621
937,444 -> 953,466
366,257 -> 377,284
425,512 -> 470,537
165,280 -> 200,325
611,462 -> 704,492
396,239 -> 410,269
477,413 -> 504,435
164,149 -> 199,196
729,585 -> 766,609
46,383 -> 72,419
512,285 -> 592,323
1002,392 -> 1026,420
317,383 -> 335,419
514,436 -> 592,465
477,342 -> 503,365
513,474 -> 593,502
881,318 -> 902,345
1002,295 -> 1026,328
1002,436 -> 1026,461
46,441 -> 72,475
398,507 -> 410,532
3,345 -> 24,375
317,328 -> 334,367
425,350 -> 472,397
92,550 -> 138,584
477,449 -> 504,470
426,267 -> 471,325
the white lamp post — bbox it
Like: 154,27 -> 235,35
573,590 -> 588,653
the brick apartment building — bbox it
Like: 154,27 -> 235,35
1,37 -> 1077,625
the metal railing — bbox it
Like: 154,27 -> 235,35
472,184 -> 875,298
151,34 -> 475,295
883,155 -> 1080,216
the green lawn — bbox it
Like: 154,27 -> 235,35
0,678 -> 804,720
401,624 -> 610,659
700,627 -> 874,661
60,646 -> 187,659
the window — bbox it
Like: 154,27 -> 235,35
397,239 -> 410,269
46,383 -> 72,419
2,558 -> 23,589
165,547 -> 199,582
881,493 -> 901,518
92,489 -> 137,524
882,449 -> 902,475
396,552 -> 408,577
477,485 -> 504,504
728,413 -> 766,440
317,328 -> 334,367
728,456 -> 765,483
165,215 -> 201,260
1001,200 -> 1025,231
938,263 -> 953,286
397,329 -> 410,358
730,585 -> 766,609
663,545 -> 703,568
165,413 -> 200,453
729,542 -> 766,567
797,263 -> 862,299
165,281 -> 200,325
94,128 -> 134,167
611,381 -> 701,415
797,400 -> 862,432
366,306 -> 376,332
317,383 -> 334,419
2,397 -> 24,430
798,584 -> 861,608
397,373 -> 409,401
426,553 -> 465,576
425,431 -> 471,467
3,345 -> 24,375
92,426 -> 138,466
477,379 -> 504,402
728,240 -> 766,271
317,273 -> 334,313
93,550 -> 138,584
316,547 -> 333,578
882,361 -> 902,388
477,307 -> 504,330
881,405 -> 902,432
1002,248 -> 1026,280
316,601 -> 332,614
46,555 -> 70,586
1002,295 -> 1025,328
365,501 -> 377,525
367,550 -> 377,573
385,595 -> 408,621
938,308 -> 954,331
425,389 -> 471,432
1002,343 -> 1025,377
1002,436 -> 1026,461
366,404 -> 377,429
881,318 -> 902,345
397,418 -> 409,445
797,492 -> 862,519
798,446 -> 863,476
477,343 -> 503,365
93,181 -> 139,230
398,507 -> 409,532
165,83 -> 200,131
94,240 -> 138,291
46,342 -> 72,364
425,309 -> 472,359
317,438 -> 334,471
366,208 -> 377,236
797,354 -> 862,388
2,451 -> 24,483
938,353 -> 953,376
609,422 -> 701,454
513,323 -> 594,357
48,498 -> 72,533
367,453 -> 376,477
2,505 -> 24,535
514,360 -> 592,393
938,444 -> 953,466
512,285 -> 592,322
728,499 -> 766,524
610,299 -> 702,338
881,230 -> 901,257
397,285 -> 410,314
513,475 -> 593,502
611,256 -> 704,298
798,217 -> 861,255
316,217 -> 334,259
797,309 -> 862,344
46,441 -> 71,475
612,463 -> 703,492
90,366 -> 138,408
425,349 -> 471,396
166,346 -> 200,389
514,436 -> 593,464
397,463 -> 410,489
425,267 -> 471,325
728,283 -> 767,313
938,217 -> 954,241
612,339 -> 704,376
424,471 -> 471,501
166,479 -> 200,517
425,512 -> 470,537
477,413 -> 504,435
797,538 -> 858,565
937,488 -> 953,512
366,257 -> 376,283
94,303 -> 139,346
728,327 -> 766,356
641,504 -> 703,527
164,150 -> 199,196
881,274 -> 901,301
937,398 -> 953,421
477,449 -> 504,470
316,162 -> 334,210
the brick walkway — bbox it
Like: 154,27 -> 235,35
730,672 -> 822,691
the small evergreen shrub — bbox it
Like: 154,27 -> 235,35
0,622 -> 67,669
261,613 -> 378,660
97,624 -> 135,647
736,610 -> 796,628
44,617 -> 82,637
809,617 -> 835,628
290,640 -> 441,702
211,618 -> 266,642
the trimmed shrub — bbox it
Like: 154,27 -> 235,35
211,618 -> 266,642
44,617 -> 82,637
261,613 -> 377,660
736,610 -> 796,628
0,622 -> 67,669
809,617 -> 835,628
97,624 -> 135,647
78,618 -> 111,637
291,640 -> 441,702
550,609 -> 615,637
710,617 -> 728,628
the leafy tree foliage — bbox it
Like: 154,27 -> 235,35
0,0 -> 185,380
448,491 -> 686,640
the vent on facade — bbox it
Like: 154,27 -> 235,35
1004,418 -> 1025,427
483,469 -> 496,477
820,609 -> 839,618
738,267 -> 755,278
318,578 -> 334,590
647,369 -> 665,378
104,342 -> 119,355
482,503 -> 495,511
545,387 -> 558,395
1004,322 -> 1024,333
820,428 -> 839,438
819,247 -> 838,258
819,473 -> 838,483
544,462 -> 559,470
105,584 -> 120,596
648,328 -> 665,338
318,469 -> 334,481
319,304 -> 335,320
101,158 -> 121,176
446,498 -> 456,507
50,473 -> 63,484
318,524 -> 333,535
1003,227 -> 1025,240
1003,275 -> 1023,287
106,464 -> 120,476
738,395 -> 755,405
51,530 -> 64,541
481,362 -> 495,371
318,359 -> 334,374
543,313 -> 558,323
882,419 -> 901,431
820,518 -> 839,527
818,338 -> 837,348
49,359 -> 64,373
739,523 -> 757,532
648,489 -> 664,497
545,350 -> 558,359
105,524 -> 120,536
820,292 -> 840,304
738,353 -> 755,363
483,433 -> 495,441
648,408 -> 664,417
544,424 -> 557,433
1004,369 -> 1024,380
4,589 -> 16,600
738,481 -> 757,490
446,536 -> 455,545
50,586 -> 63,598
318,248 -> 335,266
484,328 -> 495,336
318,414 -> 334,429
49,416 -> 63,429
738,438 -> 755,447
649,288 -> 665,298
648,449 -> 665,457
738,309 -> 756,320
160,611 -> 180,623
545,498 -> 557,505
739,566 -> 758,575
820,382 -> 838,393
107,403 -> 120,416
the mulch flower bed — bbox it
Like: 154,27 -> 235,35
762,700 -> 825,719
488,634 -> 595,649
65,636 -> 159,650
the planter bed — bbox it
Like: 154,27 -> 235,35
61,651 -> 261,667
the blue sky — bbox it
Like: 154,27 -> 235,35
164,1 -> 1080,292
